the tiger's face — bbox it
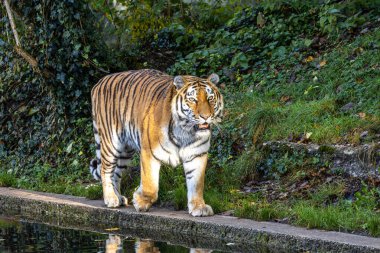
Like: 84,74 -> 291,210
173,74 -> 224,133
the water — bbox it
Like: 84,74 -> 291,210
0,216 -> 225,253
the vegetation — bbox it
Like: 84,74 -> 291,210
1,0 -> 379,236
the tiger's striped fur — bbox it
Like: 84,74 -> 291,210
89,69 -> 223,216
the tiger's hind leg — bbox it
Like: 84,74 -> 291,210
89,121 -> 132,207
112,147 -> 135,206
100,145 -> 125,208
95,126 -> 130,208
89,121 -> 102,181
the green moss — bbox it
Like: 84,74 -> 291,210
319,145 -> 336,154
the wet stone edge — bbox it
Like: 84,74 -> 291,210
0,192 -> 378,253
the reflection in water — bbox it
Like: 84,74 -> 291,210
106,234 -> 124,253
135,239 -> 160,253
189,248 -> 213,253
105,235 -> 213,253
0,217 -> 219,253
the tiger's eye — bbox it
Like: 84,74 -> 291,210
188,97 -> 196,103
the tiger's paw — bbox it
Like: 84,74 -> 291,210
104,191 -> 128,208
189,204 -> 214,217
132,191 -> 155,212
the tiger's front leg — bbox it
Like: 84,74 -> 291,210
184,154 -> 214,217
133,149 -> 161,212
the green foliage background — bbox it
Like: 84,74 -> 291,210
0,0 -> 379,236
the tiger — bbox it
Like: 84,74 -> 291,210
89,69 -> 223,216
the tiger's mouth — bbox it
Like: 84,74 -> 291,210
195,123 -> 210,131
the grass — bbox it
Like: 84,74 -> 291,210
293,202 -> 380,236
0,172 -> 17,187
0,173 -> 104,201
231,181 -> 380,237
228,28 -> 380,145
235,199 -> 289,221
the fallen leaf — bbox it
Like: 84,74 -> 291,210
105,227 -> 120,231
355,77 -> 364,84
305,56 -> 314,62
358,112 -> 366,119
319,60 -> 327,67
280,96 -> 291,103
354,47 -> 364,55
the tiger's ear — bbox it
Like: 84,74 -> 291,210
173,76 -> 185,90
208,73 -> 219,85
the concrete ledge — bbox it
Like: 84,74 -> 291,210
0,187 -> 379,253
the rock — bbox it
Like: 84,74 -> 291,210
220,210 -> 234,216
360,131 -> 369,139
360,28 -> 369,34
341,102 -> 355,112
263,141 -> 380,179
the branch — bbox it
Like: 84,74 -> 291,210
3,0 -> 20,46
3,0 -> 53,78
13,46 -> 38,68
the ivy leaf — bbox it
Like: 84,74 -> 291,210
257,12 -> 265,28
18,105 -> 28,113
66,142 -> 74,153
231,52 -> 249,70
28,108 -> 39,116
304,39 -> 313,47
57,72 -> 66,83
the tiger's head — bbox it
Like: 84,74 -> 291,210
172,73 -> 224,134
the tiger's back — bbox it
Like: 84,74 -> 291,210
91,69 -> 173,152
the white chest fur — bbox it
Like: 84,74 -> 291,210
152,126 -> 211,166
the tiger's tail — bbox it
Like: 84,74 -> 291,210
89,120 -> 101,181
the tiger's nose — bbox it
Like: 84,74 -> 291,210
200,113 -> 211,120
